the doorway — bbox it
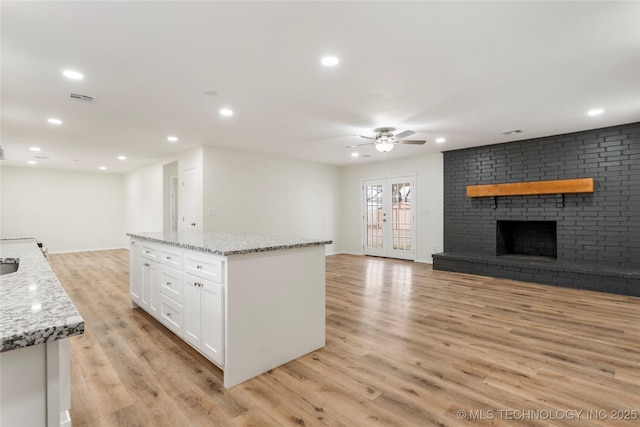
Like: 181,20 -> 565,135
182,166 -> 197,230
169,175 -> 178,231
163,161 -> 179,232
362,175 -> 415,260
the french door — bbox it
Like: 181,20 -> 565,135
362,175 -> 415,260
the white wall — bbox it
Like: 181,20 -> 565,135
0,166 -> 126,253
125,146 -> 203,234
202,146 -> 341,254
125,161 -> 164,233
340,153 -> 444,263
0,148 -> 441,259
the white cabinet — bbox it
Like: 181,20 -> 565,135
158,245 -> 182,269
129,240 -> 142,305
129,235 -> 327,388
158,265 -> 183,304
184,274 -> 224,367
183,274 -> 201,347
158,294 -> 183,336
130,240 -> 160,317
141,260 -> 159,318
157,265 -> 184,335
130,240 -> 224,368
201,279 -> 224,365
184,250 -> 224,284
1,339 -> 71,427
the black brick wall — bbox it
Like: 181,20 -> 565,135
434,122 -> 640,296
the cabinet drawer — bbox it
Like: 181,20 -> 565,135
159,245 -> 183,269
159,266 -> 183,304
141,243 -> 158,260
184,251 -> 225,284
159,294 -> 183,337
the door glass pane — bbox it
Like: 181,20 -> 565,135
391,182 -> 411,252
366,185 -> 383,249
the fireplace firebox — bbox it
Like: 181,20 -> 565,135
496,220 -> 557,259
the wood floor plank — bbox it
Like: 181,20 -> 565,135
47,251 -> 640,426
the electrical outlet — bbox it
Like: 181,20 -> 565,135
209,208 -> 217,217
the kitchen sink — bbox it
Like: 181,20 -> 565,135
0,258 -> 20,275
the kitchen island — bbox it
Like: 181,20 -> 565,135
0,238 -> 84,427
127,230 -> 331,388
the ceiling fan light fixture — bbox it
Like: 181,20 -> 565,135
375,142 -> 394,153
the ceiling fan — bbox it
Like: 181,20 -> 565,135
346,127 -> 426,153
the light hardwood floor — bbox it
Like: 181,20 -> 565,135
49,251 -> 639,426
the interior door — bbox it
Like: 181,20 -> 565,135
170,175 -> 179,232
363,175 -> 415,260
182,167 -> 197,230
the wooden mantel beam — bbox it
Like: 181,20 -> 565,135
466,178 -> 594,198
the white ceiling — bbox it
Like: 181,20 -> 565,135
2,1 -> 639,174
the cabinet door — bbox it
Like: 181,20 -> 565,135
183,275 -> 202,348
141,261 -> 160,318
202,281 -> 224,366
129,240 -> 142,304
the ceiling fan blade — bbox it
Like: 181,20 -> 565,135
358,135 -> 376,140
397,139 -> 426,145
346,142 -> 375,148
394,130 -> 415,140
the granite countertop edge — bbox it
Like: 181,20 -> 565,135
0,319 -> 85,352
127,231 -> 333,256
0,239 -> 85,353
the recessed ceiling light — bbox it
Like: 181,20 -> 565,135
99,166 -> 107,170
435,137 -> 446,144
30,147 -> 41,152
27,161 -> 37,165
321,56 -> 339,66
502,129 -> 523,136
63,70 -> 84,80
351,152 -> 360,157
219,108 -> 233,117
117,156 -> 126,160
47,118 -> 62,125
167,136 -> 179,142
587,108 -> 604,116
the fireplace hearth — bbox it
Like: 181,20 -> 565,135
497,220 -> 557,259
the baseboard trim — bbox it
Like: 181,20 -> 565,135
49,246 -> 127,255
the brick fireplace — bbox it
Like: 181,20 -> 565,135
433,122 -> 640,296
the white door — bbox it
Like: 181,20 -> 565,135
363,175 -> 415,260
182,167 -> 197,230
170,175 -> 179,232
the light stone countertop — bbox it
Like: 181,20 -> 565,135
126,230 -> 332,256
0,239 -> 84,352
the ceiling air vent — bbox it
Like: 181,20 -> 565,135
502,129 -> 523,136
69,93 -> 95,103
